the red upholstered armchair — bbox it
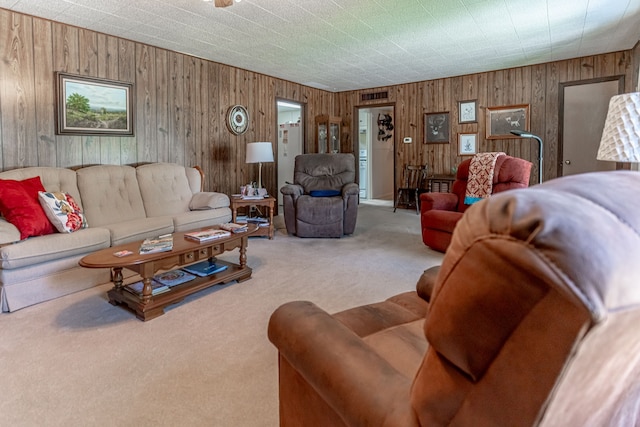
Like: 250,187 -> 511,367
420,155 -> 531,252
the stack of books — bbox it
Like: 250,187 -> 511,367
247,217 -> 269,228
153,269 -> 196,287
184,229 -> 231,242
126,280 -> 170,296
219,222 -> 248,233
182,260 -> 228,277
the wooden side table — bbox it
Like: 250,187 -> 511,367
426,175 -> 456,193
230,196 -> 275,239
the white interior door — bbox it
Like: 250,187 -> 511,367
358,106 -> 394,201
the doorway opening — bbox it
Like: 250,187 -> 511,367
559,76 -> 624,177
356,105 -> 395,205
276,99 -> 304,209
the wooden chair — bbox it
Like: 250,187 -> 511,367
393,165 -> 427,214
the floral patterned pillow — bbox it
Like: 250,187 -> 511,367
38,191 -> 88,233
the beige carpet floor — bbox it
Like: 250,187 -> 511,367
0,202 -> 444,426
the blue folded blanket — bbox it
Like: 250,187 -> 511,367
310,190 -> 341,197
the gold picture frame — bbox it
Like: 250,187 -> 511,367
458,133 -> 477,155
486,104 -> 529,139
458,99 -> 477,123
56,72 -> 134,136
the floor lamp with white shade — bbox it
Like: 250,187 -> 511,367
596,92 -> 640,168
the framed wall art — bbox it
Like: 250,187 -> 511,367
424,112 -> 450,143
486,104 -> 529,139
458,99 -> 477,123
56,72 -> 134,136
458,133 -> 477,155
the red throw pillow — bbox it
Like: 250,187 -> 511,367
0,177 -> 56,240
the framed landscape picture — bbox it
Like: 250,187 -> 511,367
424,112 -> 450,143
458,99 -> 477,123
486,104 -> 529,139
458,133 -> 477,155
56,73 -> 134,136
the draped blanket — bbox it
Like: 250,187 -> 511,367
464,152 -> 505,205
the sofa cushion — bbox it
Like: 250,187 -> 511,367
0,227 -> 111,269
103,216 -> 174,246
38,192 -> 88,233
0,167 -> 83,209
136,163 -> 194,217
76,165 -> 147,227
0,177 -> 56,240
172,208 -> 233,233
189,192 -> 230,210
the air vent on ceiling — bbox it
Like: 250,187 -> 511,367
361,91 -> 388,101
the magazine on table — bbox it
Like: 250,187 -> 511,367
154,269 -> 197,287
184,229 -> 231,242
139,234 -> 173,254
125,280 -> 170,296
182,260 -> 228,277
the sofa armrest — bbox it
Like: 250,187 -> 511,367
420,192 -> 458,212
416,265 -> 440,302
342,182 -> 360,196
268,301 -> 419,426
189,192 -> 230,210
280,183 -> 303,197
0,218 -> 20,245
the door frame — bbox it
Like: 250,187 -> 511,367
353,102 -> 396,201
557,76 -> 625,177
275,98 -> 305,215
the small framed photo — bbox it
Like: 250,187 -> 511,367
458,133 -> 477,155
424,112 -> 450,144
56,72 -> 134,136
486,104 -> 529,139
458,99 -> 477,123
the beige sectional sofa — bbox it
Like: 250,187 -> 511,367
0,162 -> 231,312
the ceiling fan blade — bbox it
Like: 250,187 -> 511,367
214,0 -> 233,7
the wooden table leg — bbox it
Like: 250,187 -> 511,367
239,236 -> 248,268
141,277 -> 153,303
113,267 -> 124,290
268,202 -> 274,239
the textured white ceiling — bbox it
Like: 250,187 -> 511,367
2,0 -> 640,92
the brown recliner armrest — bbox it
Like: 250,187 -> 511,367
268,300 -> 419,426
420,192 -> 458,212
416,265 -> 440,302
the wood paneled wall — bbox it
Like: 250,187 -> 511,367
0,8 -> 637,197
335,50 -> 636,185
0,8 -> 332,197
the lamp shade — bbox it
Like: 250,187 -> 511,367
596,92 -> 640,162
246,142 -> 274,164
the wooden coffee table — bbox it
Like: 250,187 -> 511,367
79,224 -> 258,321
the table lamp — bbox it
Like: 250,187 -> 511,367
510,130 -> 544,184
596,92 -> 640,167
246,142 -> 274,189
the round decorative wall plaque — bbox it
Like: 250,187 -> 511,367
227,105 -> 249,135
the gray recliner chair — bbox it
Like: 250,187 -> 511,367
280,153 -> 359,237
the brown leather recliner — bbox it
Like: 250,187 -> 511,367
280,153 -> 359,238
420,155 -> 531,252
268,170 -> 640,426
